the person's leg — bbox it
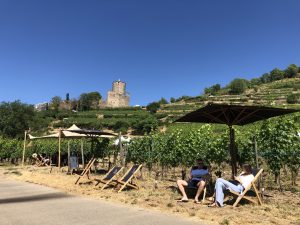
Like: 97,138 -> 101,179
215,178 -> 226,206
194,180 -> 205,203
177,180 -> 188,200
215,178 -> 243,206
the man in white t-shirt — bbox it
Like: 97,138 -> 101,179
177,159 -> 209,203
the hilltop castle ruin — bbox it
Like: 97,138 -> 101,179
105,80 -> 130,107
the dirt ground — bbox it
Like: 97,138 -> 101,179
0,165 -> 299,225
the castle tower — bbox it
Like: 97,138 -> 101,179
106,80 -> 130,107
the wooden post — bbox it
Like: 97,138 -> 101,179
22,130 -> 27,167
81,139 -> 84,168
58,128 -> 62,168
119,132 -> 125,166
67,140 -> 70,172
254,136 -> 259,169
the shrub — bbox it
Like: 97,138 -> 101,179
287,94 -> 300,104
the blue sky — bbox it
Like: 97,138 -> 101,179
1,0 -> 300,106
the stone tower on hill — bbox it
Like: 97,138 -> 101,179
106,80 -> 130,107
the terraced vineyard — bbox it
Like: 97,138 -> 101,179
157,78 -> 300,123
45,78 -> 300,134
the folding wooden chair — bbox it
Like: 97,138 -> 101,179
94,166 -> 124,190
115,164 -> 142,193
34,154 -> 50,167
75,158 -> 96,185
230,168 -> 263,207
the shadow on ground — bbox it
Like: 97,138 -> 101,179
0,192 -> 70,204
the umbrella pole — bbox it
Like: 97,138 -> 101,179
229,126 -> 238,178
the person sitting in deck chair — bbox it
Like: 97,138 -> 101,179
177,159 -> 209,203
209,164 -> 254,207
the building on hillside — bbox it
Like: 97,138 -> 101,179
34,102 -> 48,111
106,80 -> 130,107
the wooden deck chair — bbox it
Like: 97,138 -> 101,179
75,158 -> 96,185
34,154 -> 50,167
94,166 -> 124,190
115,164 -> 142,193
230,168 -> 263,207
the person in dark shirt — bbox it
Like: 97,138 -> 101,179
177,159 -> 209,203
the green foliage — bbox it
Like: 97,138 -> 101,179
78,92 -> 102,111
284,64 -> 299,78
132,116 -> 158,134
158,97 -> 169,105
113,120 -> 130,133
287,93 -> 300,104
170,97 -> 176,103
127,125 -> 226,169
66,93 -> 70,102
204,84 -> 221,95
228,78 -> 249,94
269,68 -> 285,82
258,117 -> 299,179
50,96 -> 62,111
146,102 -> 160,114
0,101 -> 35,138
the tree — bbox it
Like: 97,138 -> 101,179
79,92 -> 102,111
0,101 -> 35,138
228,78 -> 249,94
269,68 -> 284,81
170,97 -> 176,103
50,96 -> 62,111
260,73 -> 271,83
66,93 -> 70,102
146,102 -> 160,114
249,78 -> 262,87
287,93 -> 300,104
284,64 -> 298,78
158,97 -> 169,105
204,84 -> 221,95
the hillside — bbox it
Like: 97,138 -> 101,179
39,78 -> 300,135
157,78 -> 300,122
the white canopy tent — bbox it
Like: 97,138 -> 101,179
22,124 -> 116,168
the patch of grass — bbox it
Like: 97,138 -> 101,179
189,211 -> 196,217
131,199 -> 138,204
11,171 -> 22,176
219,218 -> 230,225
167,202 -> 174,208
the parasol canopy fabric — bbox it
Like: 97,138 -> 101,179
175,103 -> 300,126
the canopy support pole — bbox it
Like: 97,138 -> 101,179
81,139 -> 84,168
22,130 -> 27,167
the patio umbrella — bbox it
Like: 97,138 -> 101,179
176,103 -> 300,176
